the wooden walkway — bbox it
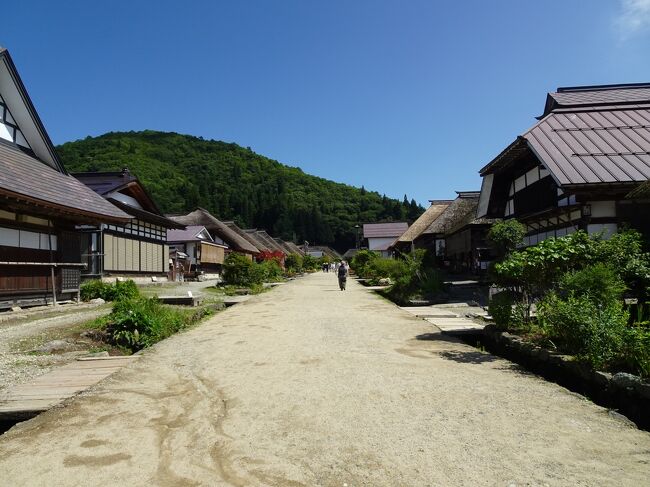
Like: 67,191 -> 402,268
399,305 -> 487,333
0,356 -> 138,420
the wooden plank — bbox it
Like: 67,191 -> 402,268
0,356 -> 139,420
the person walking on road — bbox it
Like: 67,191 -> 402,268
338,260 -> 348,290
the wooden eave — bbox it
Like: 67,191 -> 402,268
0,189 -> 130,225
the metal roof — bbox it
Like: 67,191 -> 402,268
481,83 -> 650,187
544,84 -> 650,116
525,107 -> 650,186
0,142 -> 130,222
363,222 -> 408,238
167,225 -> 215,243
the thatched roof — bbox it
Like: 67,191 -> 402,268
423,192 -> 489,236
396,200 -> 452,243
276,239 -> 303,255
254,230 -> 286,254
169,208 -> 259,254
627,179 -> 650,199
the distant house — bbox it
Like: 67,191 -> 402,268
477,83 -> 650,245
391,200 -> 452,254
0,47 -> 130,308
169,208 -> 260,259
73,169 -> 184,279
166,225 -> 228,279
362,222 -> 408,258
302,245 -> 342,260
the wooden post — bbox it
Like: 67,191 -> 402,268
50,266 -> 57,306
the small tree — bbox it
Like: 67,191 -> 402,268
487,220 -> 526,259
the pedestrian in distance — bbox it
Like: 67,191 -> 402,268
338,260 -> 348,290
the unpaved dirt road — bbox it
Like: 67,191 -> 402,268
1,273 -> 649,486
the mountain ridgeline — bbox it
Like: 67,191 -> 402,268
57,131 -> 424,251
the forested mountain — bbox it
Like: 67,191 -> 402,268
58,131 -> 423,251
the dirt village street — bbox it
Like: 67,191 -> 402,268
0,273 -> 649,486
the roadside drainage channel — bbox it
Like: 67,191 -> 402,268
450,325 -> 650,431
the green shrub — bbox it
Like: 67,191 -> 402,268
366,258 -> 407,280
487,220 -> 526,258
621,324 -> 650,377
80,280 -> 110,301
489,291 -> 514,330
559,263 -> 626,304
285,253 -> 303,273
108,297 -> 195,351
223,253 -> 261,286
110,280 -> 140,301
80,279 -> 140,302
302,254 -> 319,271
259,259 -> 283,281
350,250 -> 379,277
538,293 -> 629,370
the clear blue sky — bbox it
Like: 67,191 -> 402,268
4,0 -> 650,205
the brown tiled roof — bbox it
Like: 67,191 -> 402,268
168,208 -> 259,254
395,201 -> 452,243
363,222 -> 409,238
0,142 -> 130,222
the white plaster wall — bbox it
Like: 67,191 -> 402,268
368,237 -> 396,251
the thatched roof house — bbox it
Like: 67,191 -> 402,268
392,200 -> 452,252
169,208 -> 259,256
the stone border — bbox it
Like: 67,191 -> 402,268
481,324 -> 650,430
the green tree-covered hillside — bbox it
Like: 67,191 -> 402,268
58,131 -> 423,251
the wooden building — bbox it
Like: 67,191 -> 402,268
477,83 -> 650,245
166,225 -> 228,279
170,209 -> 260,260
391,200 -> 452,254
73,169 -> 183,279
362,222 -> 408,258
0,48 -> 130,308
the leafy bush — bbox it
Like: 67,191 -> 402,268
302,255 -> 319,271
621,324 -> 650,377
223,253 -> 262,286
381,250 -> 445,304
489,291 -> 514,330
350,250 -> 379,276
223,253 -> 283,286
80,280 -> 110,301
107,297 -> 197,352
365,258 -> 407,281
285,253 -> 303,273
80,279 -> 140,302
258,259 -> 283,281
487,220 -> 526,257
559,263 -> 626,304
538,293 -> 629,370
